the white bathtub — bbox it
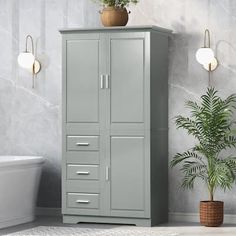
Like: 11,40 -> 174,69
0,156 -> 44,229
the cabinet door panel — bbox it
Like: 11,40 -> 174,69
66,39 -> 99,123
110,38 -> 144,123
110,136 -> 145,212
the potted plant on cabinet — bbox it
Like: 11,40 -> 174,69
94,0 -> 139,27
170,88 -> 236,227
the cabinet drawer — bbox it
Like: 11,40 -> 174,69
67,193 -> 99,209
66,152 -> 99,165
67,165 -> 99,180
67,136 -> 99,151
66,180 -> 100,193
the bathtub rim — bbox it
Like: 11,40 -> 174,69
0,156 -> 45,167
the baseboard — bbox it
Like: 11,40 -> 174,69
36,208 -> 236,224
168,212 -> 199,223
36,207 -> 61,217
0,215 -> 34,229
169,212 -> 236,224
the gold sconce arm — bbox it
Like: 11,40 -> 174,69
196,29 -> 218,72
18,35 -> 41,88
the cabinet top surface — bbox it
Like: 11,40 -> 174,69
59,25 -> 172,34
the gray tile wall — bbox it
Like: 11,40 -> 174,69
0,0 -> 236,214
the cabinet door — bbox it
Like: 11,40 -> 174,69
63,33 -> 108,217
110,136 -> 147,217
66,34 -> 100,123
109,33 -> 145,125
106,33 -> 150,218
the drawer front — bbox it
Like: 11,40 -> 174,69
67,136 -> 99,151
66,180 -> 100,193
67,165 -> 99,180
66,152 -> 99,165
67,193 -> 99,209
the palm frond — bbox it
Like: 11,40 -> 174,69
209,160 -> 235,191
181,161 -> 207,175
223,156 -> 236,176
181,169 -> 207,189
170,151 -> 203,168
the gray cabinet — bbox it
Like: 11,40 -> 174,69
60,26 -> 171,226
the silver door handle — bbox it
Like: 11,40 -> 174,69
105,166 -> 109,181
101,75 -> 104,89
76,171 -> 90,175
105,75 -> 109,89
76,143 -> 89,146
76,200 -> 90,204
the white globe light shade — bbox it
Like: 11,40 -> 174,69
195,48 -> 215,65
17,52 -> 35,69
203,57 -> 218,71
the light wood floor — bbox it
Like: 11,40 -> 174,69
0,216 -> 236,235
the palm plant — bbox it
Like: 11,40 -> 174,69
94,0 -> 139,8
170,88 -> 236,201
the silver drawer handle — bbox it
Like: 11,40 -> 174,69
101,75 -> 104,89
76,200 -> 90,204
76,171 -> 90,175
105,166 -> 109,181
105,75 -> 109,89
76,143 -> 89,146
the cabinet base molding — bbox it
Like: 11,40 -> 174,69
63,215 -> 151,227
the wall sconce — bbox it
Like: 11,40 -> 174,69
196,29 -> 218,71
18,35 -> 41,88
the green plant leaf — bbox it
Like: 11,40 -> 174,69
170,151 -> 203,168
93,0 -> 139,7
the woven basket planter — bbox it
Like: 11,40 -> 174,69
200,201 -> 224,227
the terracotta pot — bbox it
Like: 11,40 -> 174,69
100,7 -> 129,27
200,201 -> 224,227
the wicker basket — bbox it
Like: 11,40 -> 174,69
200,201 -> 224,227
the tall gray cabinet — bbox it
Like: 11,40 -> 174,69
60,26 -> 171,227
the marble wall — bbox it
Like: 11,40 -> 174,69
129,0 -> 236,214
0,0 -> 100,208
1,0 -> 236,214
